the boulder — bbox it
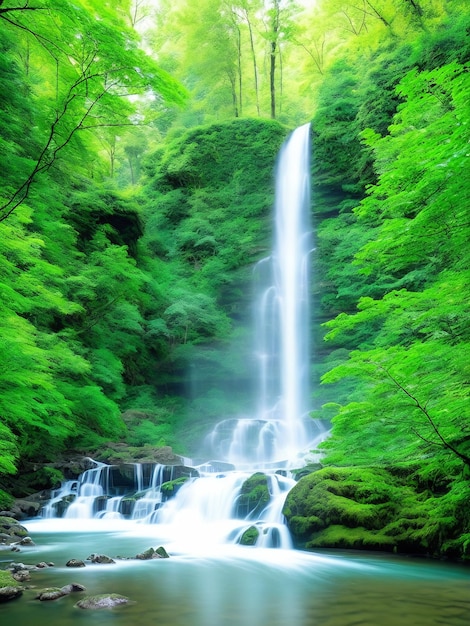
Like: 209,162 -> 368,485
239,526 -> 259,546
135,546 -> 169,559
35,583 -> 86,601
135,547 -> 155,560
236,473 -> 270,518
87,553 -> 115,564
75,593 -> 130,609
36,587 -> 68,601
0,517 -> 29,544
12,570 -> 31,582
0,586 -> 23,603
66,559 -> 86,568
155,546 -> 169,559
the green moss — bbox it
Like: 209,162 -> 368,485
306,525 -> 396,551
284,465 -> 470,558
0,570 -> 16,586
283,467 -> 399,539
236,473 -> 270,518
239,526 -> 259,546
160,477 -> 189,500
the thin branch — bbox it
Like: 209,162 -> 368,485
0,5 -> 48,14
373,361 -> 470,466
0,74 -> 119,221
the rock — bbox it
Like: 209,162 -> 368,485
0,517 -> 29,544
75,593 -> 130,609
87,553 -> 115,564
8,500 -> 41,520
0,586 -> 23,603
239,526 -> 260,546
135,547 -> 155,560
36,587 -> 67,601
66,559 -> 86,568
61,583 -> 86,594
17,536 -> 35,546
136,546 -> 169,559
160,476 -> 190,501
155,546 -> 169,559
10,562 -> 28,572
36,582 -> 86,601
12,570 -> 31,582
236,473 -> 270,518
36,562 -> 49,568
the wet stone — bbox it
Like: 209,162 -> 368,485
66,559 -> 86,567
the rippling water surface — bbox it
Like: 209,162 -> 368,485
1,519 -> 469,626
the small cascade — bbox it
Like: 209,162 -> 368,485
44,462 -> 191,521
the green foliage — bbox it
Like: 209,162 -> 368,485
0,489 -> 14,511
284,466 -> 470,558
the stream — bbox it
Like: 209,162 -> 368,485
1,518 -> 469,626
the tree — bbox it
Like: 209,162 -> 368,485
318,59 -> 470,472
0,0 -> 186,221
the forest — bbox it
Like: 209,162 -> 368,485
0,0 -> 469,558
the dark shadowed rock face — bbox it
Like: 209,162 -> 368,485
0,586 -> 23,603
76,593 -> 130,609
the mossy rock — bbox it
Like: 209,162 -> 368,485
236,473 -> 270,518
283,467 -> 399,541
76,593 -> 130,609
160,477 -> 189,501
0,516 -> 29,542
282,465 -> 469,557
0,571 -> 16,587
306,525 -> 396,551
239,526 -> 259,546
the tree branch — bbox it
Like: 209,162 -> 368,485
373,361 -> 470,466
0,5 -> 47,14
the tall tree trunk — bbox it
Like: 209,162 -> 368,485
244,8 -> 260,116
269,1 -> 280,119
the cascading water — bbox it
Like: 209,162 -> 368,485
205,123 -> 322,468
42,124 -> 325,551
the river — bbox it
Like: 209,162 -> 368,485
1,518 -> 468,626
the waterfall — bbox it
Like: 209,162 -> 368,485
206,123 -> 320,467
42,124 -> 325,550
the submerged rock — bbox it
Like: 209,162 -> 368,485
155,546 -> 170,558
36,587 -> 67,601
66,558 -> 86,567
87,553 -> 115,564
136,546 -> 170,559
135,547 -> 155,560
76,593 -> 130,609
35,582 -> 87,601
